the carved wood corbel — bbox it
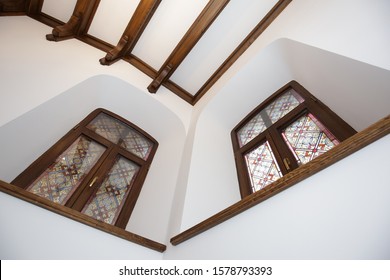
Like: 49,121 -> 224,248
46,0 -> 100,42
147,0 -> 230,94
147,65 -> 172,93
100,0 -> 161,66
46,13 -> 81,41
99,35 -> 129,65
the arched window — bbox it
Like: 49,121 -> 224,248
12,108 -> 158,229
231,81 -> 356,198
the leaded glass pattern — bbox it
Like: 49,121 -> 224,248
237,113 -> 266,146
27,136 -> 106,205
87,113 -> 153,160
282,113 -> 340,165
245,141 -> 282,192
265,89 -> 303,124
236,89 -> 303,147
81,157 -> 140,225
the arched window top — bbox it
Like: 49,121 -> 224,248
232,81 -> 356,198
12,108 -> 158,228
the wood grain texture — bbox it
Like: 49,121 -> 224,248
171,115 -> 390,245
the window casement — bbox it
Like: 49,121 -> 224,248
232,81 -> 357,198
11,108 -> 158,229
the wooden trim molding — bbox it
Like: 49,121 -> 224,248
170,115 -> 390,245
13,0 -> 290,105
100,0 -> 161,66
192,0 -> 292,104
0,179 -> 166,252
46,0 -> 100,42
0,0 -> 27,15
147,0 -> 230,94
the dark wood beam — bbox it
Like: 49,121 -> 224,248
147,0 -> 230,94
25,0 -> 43,16
192,0 -> 292,104
46,0 -> 100,42
100,0 -> 161,66
0,0 -> 26,15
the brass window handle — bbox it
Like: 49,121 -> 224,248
89,176 -> 99,187
283,158 -> 291,171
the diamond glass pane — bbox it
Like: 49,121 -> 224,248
87,113 -> 153,160
265,89 -> 303,124
282,113 -> 340,165
245,141 -> 282,193
237,113 -> 266,147
81,157 -> 140,225
27,136 -> 106,205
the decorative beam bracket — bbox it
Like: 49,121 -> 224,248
46,0 -> 100,42
100,0 -> 161,66
147,65 -> 172,93
147,0 -> 230,94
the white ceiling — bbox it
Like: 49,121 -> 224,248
41,0 -> 283,98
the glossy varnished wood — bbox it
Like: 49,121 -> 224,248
46,0 -> 100,41
11,108 -> 159,231
4,0 -> 291,105
0,179 -> 166,252
100,0 -> 161,66
147,0 -> 230,94
171,115 -> 390,245
192,0 -> 292,104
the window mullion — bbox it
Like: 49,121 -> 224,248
266,128 -> 298,174
67,146 -> 118,211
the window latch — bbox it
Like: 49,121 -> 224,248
283,158 -> 291,171
89,176 -> 99,187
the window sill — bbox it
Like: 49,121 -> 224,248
0,180 -> 166,253
170,115 -> 390,246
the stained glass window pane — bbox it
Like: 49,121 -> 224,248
245,141 -> 282,193
87,113 -> 153,160
237,113 -> 266,147
27,136 -> 106,205
282,113 -> 340,165
265,89 -> 303,124
81,157 -> 140,225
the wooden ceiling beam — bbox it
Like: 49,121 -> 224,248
147,0 -> 230,94
100,0 -> 161,66
46,0 -> 100,42
25,0 -> 43,16
0,0 -> 27,15
192,0 -> 292,104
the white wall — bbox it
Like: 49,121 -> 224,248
0,16 -> 193,131
168,0 -> 390,259
0,75 -> 186,257
1,0 -> 389,259
0,191 -> 163,259
175,38 -> 390,233
165,135 -> 390,259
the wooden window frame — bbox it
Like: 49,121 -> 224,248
11,108 -> 158,229
231,81 -> 357,198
